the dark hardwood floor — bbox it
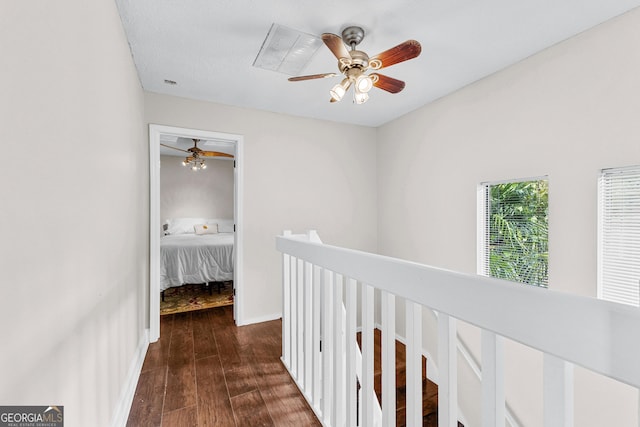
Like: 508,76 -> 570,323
127,306 -> 321,426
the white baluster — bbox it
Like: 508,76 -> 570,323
322,269 -> 334,424
309,227 -> 324,411
362,284 -> 375,427
290,256 -> 298,379
304,260 -> 313,398
282,231 -> 292,369
482,330 -> 505,427
333,273 -> 345,425
297,257 -> 304,386
312,265 -> 322,410
438,313 -> 457,427
381,291 -> 396,427
346,278 -> 358,426
406,301 -> 422,427
544,354 -> 574,427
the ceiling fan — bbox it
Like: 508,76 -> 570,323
161,139 -> 233,170
288,26 -> 421,104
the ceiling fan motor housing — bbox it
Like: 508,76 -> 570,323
339,50 -> 369,74
341,26 -> 365,48
337,26 -> 383,75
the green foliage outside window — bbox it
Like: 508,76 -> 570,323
488,180 -> 549,287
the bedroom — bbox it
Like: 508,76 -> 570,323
159,136 -> 236,315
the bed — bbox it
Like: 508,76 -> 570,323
160,218 -> 234,292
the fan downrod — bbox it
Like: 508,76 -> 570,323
341,26 -> 365,49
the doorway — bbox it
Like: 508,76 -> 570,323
149,124 -> 244,342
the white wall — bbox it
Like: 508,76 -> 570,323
146,93 -> 378,323
0,1 -> 147,426
160,155 -> 234,223
377,8 -> 640,427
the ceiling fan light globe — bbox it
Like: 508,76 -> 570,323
330,77 -> 353,102
201,163 -> 207,169
330,84 -> 346,101
356,75 -> 373,93
354,90 -> 369,104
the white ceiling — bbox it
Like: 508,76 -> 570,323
115,0 -> 640,128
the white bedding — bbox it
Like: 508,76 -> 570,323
160,233 -> 234,291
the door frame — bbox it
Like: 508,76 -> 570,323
149,124 -> 244,342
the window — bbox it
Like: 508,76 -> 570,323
598,166 -> 640,306
479,178 -> 549,287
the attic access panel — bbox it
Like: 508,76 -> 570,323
253,23 -> 323,76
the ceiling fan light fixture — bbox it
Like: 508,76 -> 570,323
330,85 -> 345,102
182,154 -> 207,171
330,78 -> 351,102
354,88 -> 369,104
355,74 -> 373,93
288,27 -> 421,107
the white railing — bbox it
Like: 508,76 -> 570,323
277,230 -> 640,427
280,231 -> 382,427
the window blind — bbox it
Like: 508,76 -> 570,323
598,166 -> 640,306
480,179 -> 549,287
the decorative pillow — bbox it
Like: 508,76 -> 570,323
165,218 -> 206,235
194,223 -> 218,235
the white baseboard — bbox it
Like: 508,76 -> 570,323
238,312 -> 282,326
110,329 -> 149,427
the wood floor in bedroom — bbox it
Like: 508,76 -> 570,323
127,306 -> 320,427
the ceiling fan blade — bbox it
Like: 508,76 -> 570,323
288,73 -> 337,82
200,151 -> 234,158
322,33 -> 350,60
160,143 -> 190,153
370,73 -> 406,94
369,40 -> 421,70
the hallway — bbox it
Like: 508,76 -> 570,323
127,306 -> 320,426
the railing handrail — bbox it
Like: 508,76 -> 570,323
276,235 -> 640,389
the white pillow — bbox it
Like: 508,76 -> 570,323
218,220 -> 234,233
165,218 -> 206,235
194,223 -> 218,235
208,218 -> 234,233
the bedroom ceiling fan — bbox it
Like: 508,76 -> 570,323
161,139 -> 234,171
288,26 -> 421,104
